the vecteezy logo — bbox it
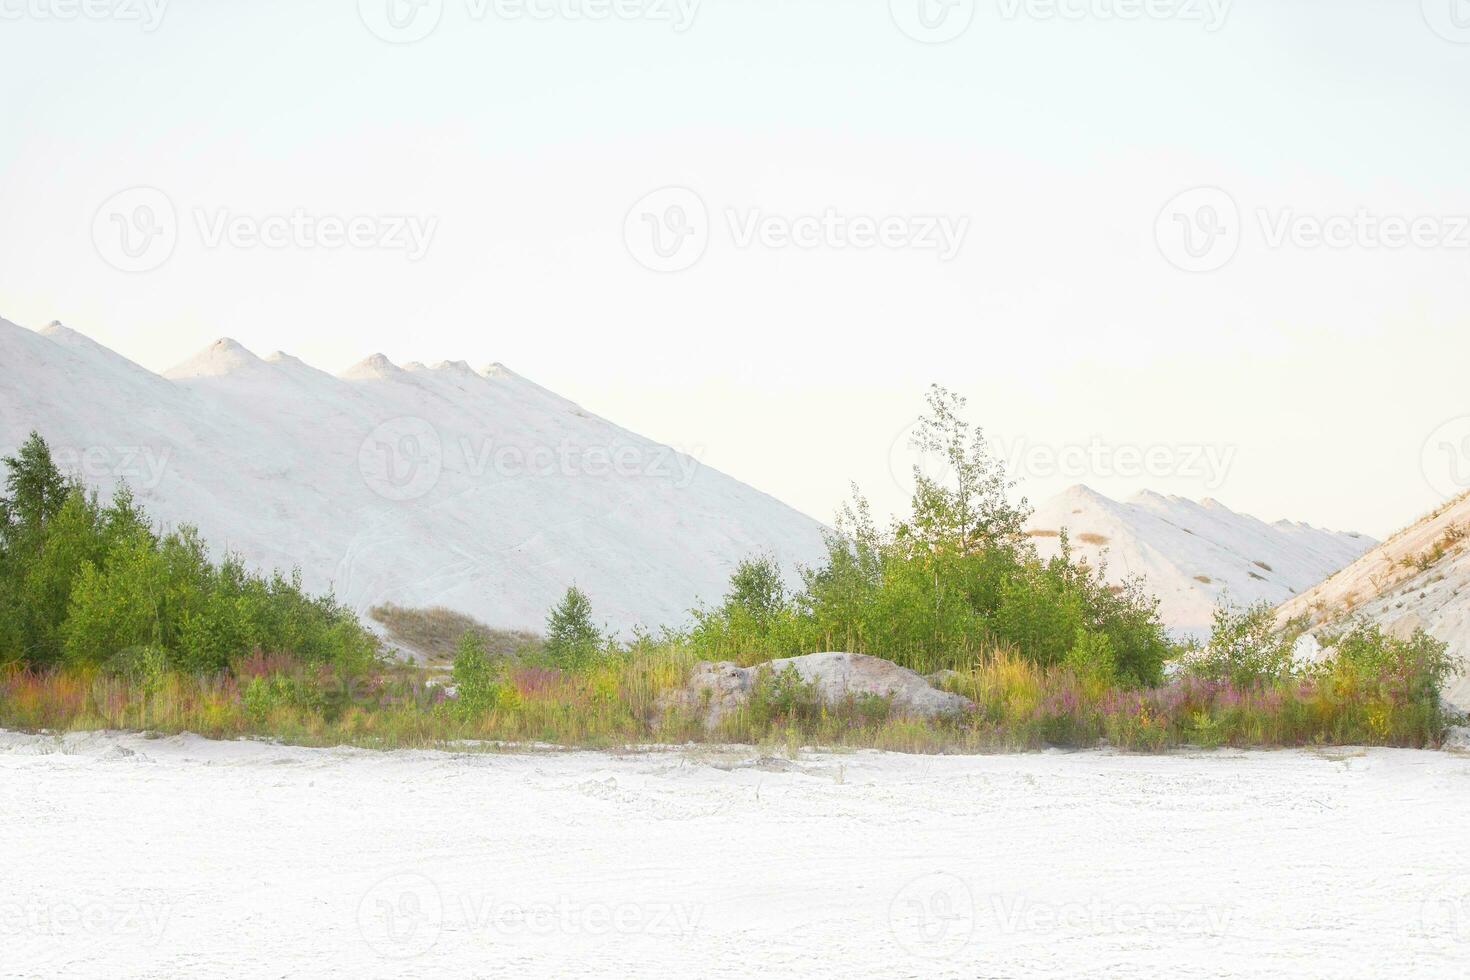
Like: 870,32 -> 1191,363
92,187 -> 178,273
886,417 -> 956,495
1420,882 -> 1470,943
1422,0 -> 1470,43
359,417 -> 444,501
888,872 -> 976,959
890,0 -> 975,43
1421,416 -> 1470,502
624,187 -> 709,273
358,0 -> 444,43
356,872 -> 444,959
1155,186 -> 1241,273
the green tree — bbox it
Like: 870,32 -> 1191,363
451,631 -> 502,714
0,431 -> 70,544
723,555 -> 786,629
1191,602 -> 1297,686
101,484 -> 153,551
0,433 -> 379,674
61,528 -> 166,665
544,585 -> 601,669
1,434 -> 97,663
901,385 -> 1029,555
694,389 -> 1172,683
14,488 -> 105,665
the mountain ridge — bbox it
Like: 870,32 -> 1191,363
1025,483 -> 1373,637
0,317 -> 829,634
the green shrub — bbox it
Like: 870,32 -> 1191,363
61,528 -> 167,665
746,665 -> 823,727
544,586 -> 603,669
1065,628 -> 1116,681
451,631 -> 503,714
1320,621 -> 1458,710
0,432 -> 380,677
689,388 -> 1172,684
725,555 -> 786,628
1187,602 -> 1299,686
104,644 -> 171,699
242,673 -> 326,723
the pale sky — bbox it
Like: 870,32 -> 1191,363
2,0 -> 1469,538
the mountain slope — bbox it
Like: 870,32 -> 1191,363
1277,491 -> 1470,709
0,317 -> 829,634
1025,485 -> 1373,637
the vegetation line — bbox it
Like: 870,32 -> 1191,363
1,388 -> 1460,753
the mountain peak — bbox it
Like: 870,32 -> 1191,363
433,359 -> 477,377
340,353 -> 405,381
263,350 -> 322,375
38,320 -> 121,355
1056,484 -> 1116,509
39,320 -> 109,354
164,337 -> 263,380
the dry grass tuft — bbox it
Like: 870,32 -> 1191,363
1400,524 -> 1467,574
370,603 -> 542,664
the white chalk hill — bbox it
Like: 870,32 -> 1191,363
0,317 -> 828,633
1025,485 -> 1372,637
1277,491 -> 1470,709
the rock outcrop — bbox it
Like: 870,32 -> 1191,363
664,652 -> 974,730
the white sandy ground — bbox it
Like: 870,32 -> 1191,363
4,733 -> 1470,979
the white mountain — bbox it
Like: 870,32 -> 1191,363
0,318 -> 829,634
1025,485 -> 1373,637
1277,491 -> 1470,709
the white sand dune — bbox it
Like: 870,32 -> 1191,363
4,730 -> 1468,979
0,317 -> 829,634
1027,485 -> 1373,638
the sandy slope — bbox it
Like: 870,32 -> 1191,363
3,731 -> 1469,979
1278,492 -> 1470,709
0,318 -> 828,633
1027,485 -> 1372,637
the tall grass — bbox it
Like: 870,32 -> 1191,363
1,640 -> 1454,754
